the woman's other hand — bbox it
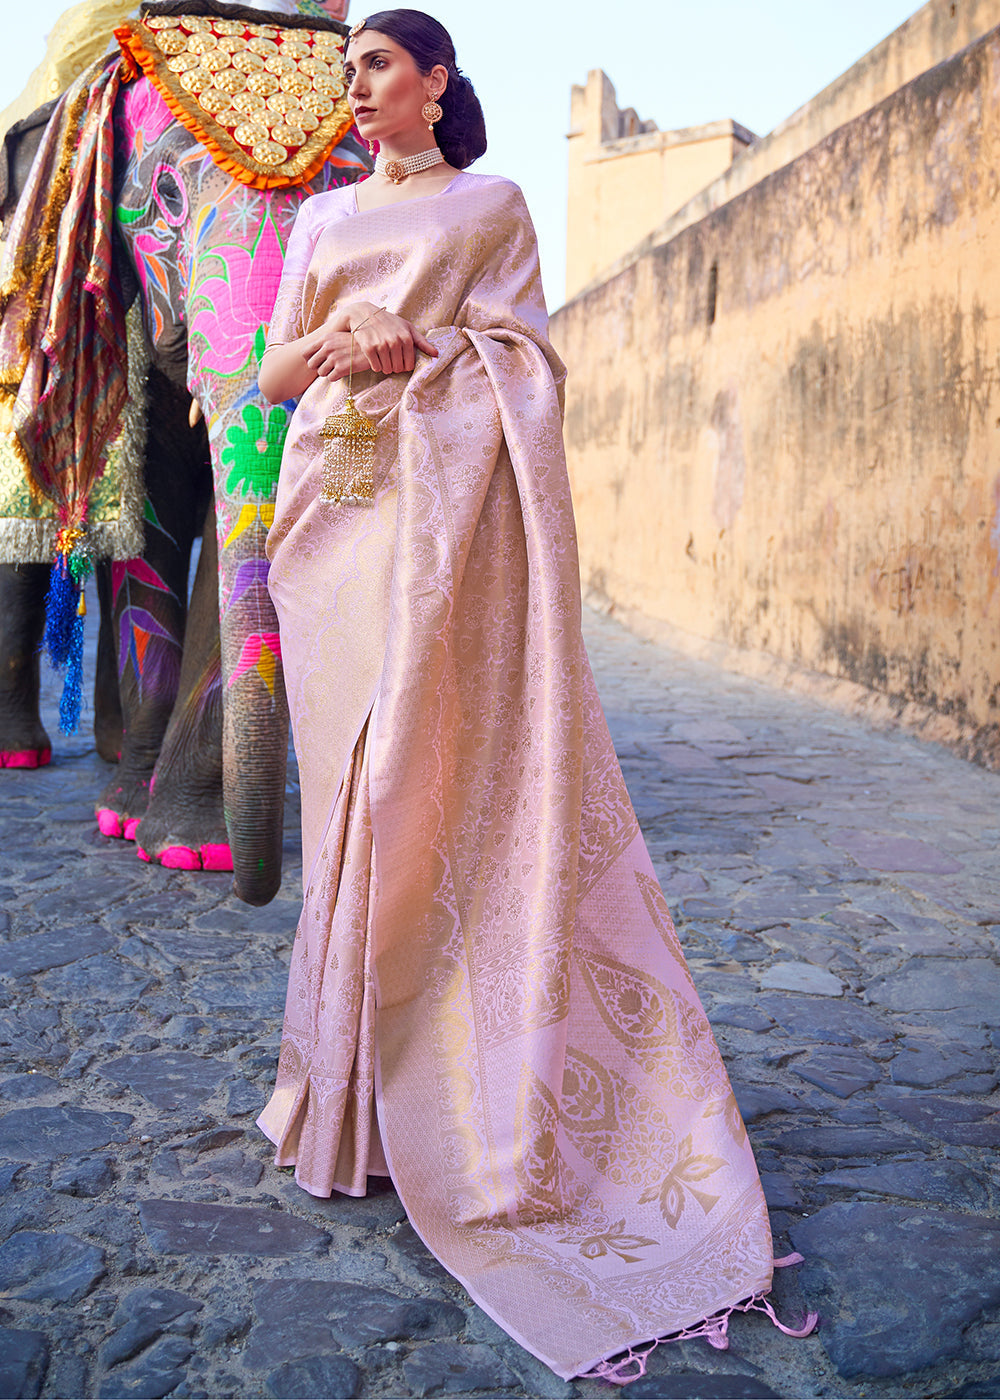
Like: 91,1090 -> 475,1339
345,305 -> 439,375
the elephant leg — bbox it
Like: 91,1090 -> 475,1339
0,562 -> 51,767
95,366 -> 207,839
133,494 -> 229,870
212,400 -> 290,905
94,560 -> 124,763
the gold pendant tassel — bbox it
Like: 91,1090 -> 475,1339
318,322 -> 378,505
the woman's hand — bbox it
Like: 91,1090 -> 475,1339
328,301 -> 439,376
302,328 -> 364,381
352,306 -> 439,376
258,303 -> 439,403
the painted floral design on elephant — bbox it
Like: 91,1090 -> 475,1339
188,208 -> 288,379
223,398 -> 289,500
111,556 -> 181,701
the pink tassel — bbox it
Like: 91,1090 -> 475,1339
747,1293 -> 820,1339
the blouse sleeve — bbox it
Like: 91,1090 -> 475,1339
264,200 -> 319,350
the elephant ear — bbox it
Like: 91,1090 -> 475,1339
0,100 -> 58,224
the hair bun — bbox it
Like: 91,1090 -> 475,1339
438,70 -> 486,168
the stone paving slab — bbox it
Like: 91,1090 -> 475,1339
0,607 -> 998,1397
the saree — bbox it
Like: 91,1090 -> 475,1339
258,171 -> 788,1380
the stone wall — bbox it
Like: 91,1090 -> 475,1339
584,0 -> 1000,299
551,26 -> 1000,764
565,70 -> 754,301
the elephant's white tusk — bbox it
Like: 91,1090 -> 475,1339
189,398 -> 203,428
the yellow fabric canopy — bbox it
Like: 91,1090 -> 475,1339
0,0 -> 138,137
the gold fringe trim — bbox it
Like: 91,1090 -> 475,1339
0,303 -> 148,563
0,71 -> 96,373
99,301 -> 149,561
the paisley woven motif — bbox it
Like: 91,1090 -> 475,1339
115,14 -> 353,189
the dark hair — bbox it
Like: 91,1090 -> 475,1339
352,9 -> 487,169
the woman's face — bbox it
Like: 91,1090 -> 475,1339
343,31 -> 445,150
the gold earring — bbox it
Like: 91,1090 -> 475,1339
421,99 -> 443,128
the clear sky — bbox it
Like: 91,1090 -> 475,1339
6,0 -> 922,307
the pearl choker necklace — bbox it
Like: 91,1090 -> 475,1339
374,147 -> 444,184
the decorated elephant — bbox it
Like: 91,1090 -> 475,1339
0,0 -> 368,903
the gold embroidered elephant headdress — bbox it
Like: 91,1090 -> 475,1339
116,0 -> 355,188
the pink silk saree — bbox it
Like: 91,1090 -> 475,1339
258,172 -> 780,1380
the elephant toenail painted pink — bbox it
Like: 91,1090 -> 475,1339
137,846 -> 151,863
1,748 -> 51,768
159,846 -> 201,870
96,808 -> 124,838
200,843 -> 233,872
123,818 -> 140,841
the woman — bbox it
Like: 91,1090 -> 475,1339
257,10 -> 813,1381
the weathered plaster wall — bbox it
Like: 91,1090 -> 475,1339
566,70 -> 753,301
586,0 -> 1000,299
551,29 -> 1000,763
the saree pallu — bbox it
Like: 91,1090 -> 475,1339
258,177 -> 776,1379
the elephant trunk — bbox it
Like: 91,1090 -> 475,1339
223,660 -> 288,906
218,523 -> 289,907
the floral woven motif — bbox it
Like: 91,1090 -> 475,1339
115,14 -> 353,189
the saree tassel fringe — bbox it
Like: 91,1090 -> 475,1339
581,1254 -> 819,1385
42,526 -> 95,735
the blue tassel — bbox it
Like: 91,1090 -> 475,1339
42,555 -> 85,736
43,558 -> 77,667
58,612 -> 85,736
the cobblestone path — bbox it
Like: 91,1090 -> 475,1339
1,606 -> 998,1400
